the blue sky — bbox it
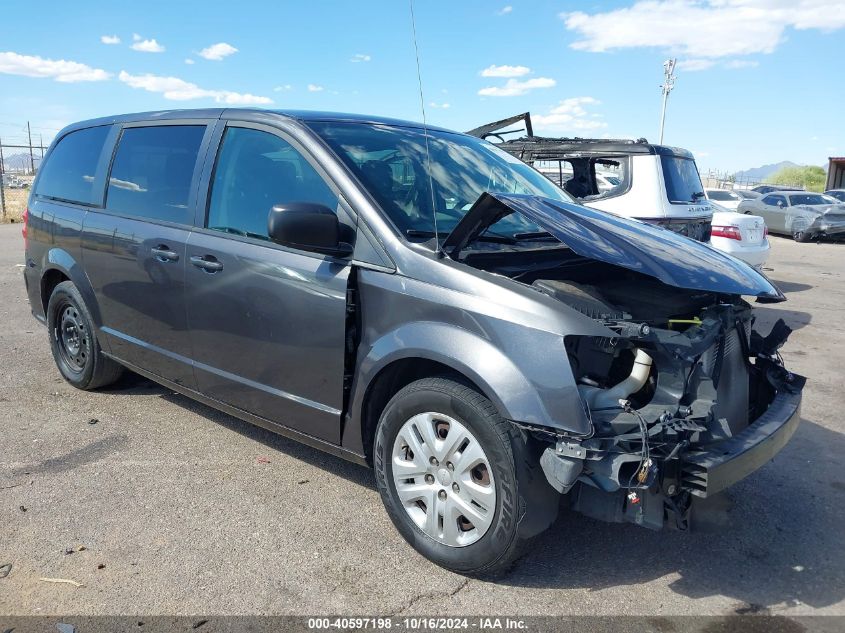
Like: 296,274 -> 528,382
1,0 -> 843,172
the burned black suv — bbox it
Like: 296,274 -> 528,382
23,109 -> 803,575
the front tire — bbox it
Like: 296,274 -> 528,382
374,377 -> 555,575
47,281 -> 123,390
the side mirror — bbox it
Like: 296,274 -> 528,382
777,201 -> 785,208
268,203 -> 353,257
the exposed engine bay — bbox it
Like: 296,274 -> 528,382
461,244 -> 804,531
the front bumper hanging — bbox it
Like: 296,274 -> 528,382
681,377 -> 805,498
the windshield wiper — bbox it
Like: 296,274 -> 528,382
512,231 -> 558,241
406,229 -> 516,244
692,191 -> 706,201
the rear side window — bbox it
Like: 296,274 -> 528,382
107,125 -> 205,224
533,156 -> 628,200
36,125 -> 110,205
206,127 -> 338,239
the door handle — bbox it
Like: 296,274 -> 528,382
190,255 -> 224,273
151,245 -> 179,262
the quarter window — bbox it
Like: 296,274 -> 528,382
36,125 -> 111,205
107,125 -> 206,224
207,127 -> 338,240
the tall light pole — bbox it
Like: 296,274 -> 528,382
658,58 -> 677,145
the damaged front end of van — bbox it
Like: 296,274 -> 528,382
443,193 -> 805,530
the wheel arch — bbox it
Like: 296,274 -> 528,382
40,247 -> 105,333
342,322 -> 570,463
356,357 -> 486,465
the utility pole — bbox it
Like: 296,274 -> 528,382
658,58 -> 677,145
26,121 -> 35,174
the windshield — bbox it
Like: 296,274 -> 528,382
309,121 -> 573,238
789,193 -> 832,205
661,156 -> 705,204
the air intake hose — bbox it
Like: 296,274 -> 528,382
579,348 -> 653,410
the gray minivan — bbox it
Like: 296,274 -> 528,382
23,109 -> 804,575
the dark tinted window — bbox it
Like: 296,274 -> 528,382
789,194 -> 828,205
207,127 -> 338,239
827,190 -> 845,202
36,125 -> 110,205
107,125 -> 205,224
661,156 -> 704,204
764,195 -> 787,207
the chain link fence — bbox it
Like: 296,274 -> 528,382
1,128 -> 47,223
700,168 -> 805,191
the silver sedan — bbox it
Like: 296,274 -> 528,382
738,192 -> 845,242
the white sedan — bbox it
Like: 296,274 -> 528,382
708,205 -> 770,270
706,188 -> 743,211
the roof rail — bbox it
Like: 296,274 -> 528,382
466,112 -> 648,145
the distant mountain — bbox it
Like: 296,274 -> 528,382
2,152 -> 42,172
734,161 -> 800,182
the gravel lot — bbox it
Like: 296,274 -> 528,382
1,222 -> 844,617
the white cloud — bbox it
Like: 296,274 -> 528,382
480,64 -> 530,78
184,58 -> 195,65
532,97 -> 607,133
307,84 -> 324,92
676,58 -> 716,71
274,84 -> 293,92
350,53 -> 371,63
131,36 -> 165,53
101,35 -> 120,45
118,70 -> 272,104
497,5 -> 513,15
198,42 -> 238,61
478,77 -> 555,97
562,1 -> 845,60
429,102 -> 450,109
0,51 -> 111,82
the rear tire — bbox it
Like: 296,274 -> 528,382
47,281 -> 123,390
793,230 -> 809,242
373,377 -> 557,575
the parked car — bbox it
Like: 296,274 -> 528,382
23,109 -> 803,575
705,188 -> 742,211
735,189 -> 762,200
708,205 -> 769,270
738,191 -> 845,241
468,113 -> 714,242
2,174 -> 27,189
751,184 -> 804,195
825,189 -> 845,202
